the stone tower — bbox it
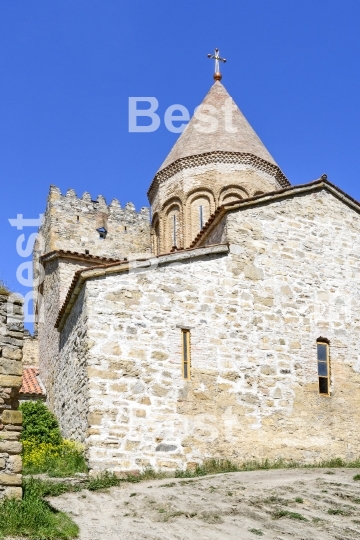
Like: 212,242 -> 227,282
34,187 -> 151,410
36,185 -> 151,259
148,81 -> 290,254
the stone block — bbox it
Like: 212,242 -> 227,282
3,486 -> 22,499
1,431 -> 20,441
0,360 -> 22,376
244,264 -> 263,280
0,441 -> 22,454
8,455 -> 22,473
2,410 -> 22,425
0,474 -> 22,486
0,375 -> 22,389
1,347 -> 22,360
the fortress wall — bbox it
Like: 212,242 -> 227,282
0,294 -> 23,498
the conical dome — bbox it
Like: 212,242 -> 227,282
148,80 -> 289,255
158,81 -> 277,171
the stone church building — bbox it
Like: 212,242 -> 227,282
33,79 -> 360,473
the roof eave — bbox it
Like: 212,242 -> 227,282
191,179 -> 360,248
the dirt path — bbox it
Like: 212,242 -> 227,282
50,468 -> 360,539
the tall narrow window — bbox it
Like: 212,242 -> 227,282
317,340 -> 330,395
199,205 -> 203,231
154,222 -> 160,255
173,214 -> 177,247
182,329 -> 190,380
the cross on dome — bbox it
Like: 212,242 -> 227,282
207,48 -> 226,81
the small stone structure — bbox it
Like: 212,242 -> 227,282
23,330 -> 39,366
0,293 -> 23,498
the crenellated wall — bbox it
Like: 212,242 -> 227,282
0,294 -> 23,499
35,185 -> 151,260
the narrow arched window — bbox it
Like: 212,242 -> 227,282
199,205 -> 203,231
317,338 -> 330,396
173,214 -> 177,247
154,222 -> 160,255
181,329 -> 191,380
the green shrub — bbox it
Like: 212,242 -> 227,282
22,440 -> 87,477
20,401 -> 87,476
20,401 -> 62,446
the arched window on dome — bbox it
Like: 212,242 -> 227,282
190,197 -> 210,240
152,217 -> 160,255
166,205 -> 181,252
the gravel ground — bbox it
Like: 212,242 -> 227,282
48,468 -> 360,539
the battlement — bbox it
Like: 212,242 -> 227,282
37,185 -> 151,260
48,184 -> 150,218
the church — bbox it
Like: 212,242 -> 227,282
33,60 -> 360,473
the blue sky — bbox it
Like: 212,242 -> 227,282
1,0 -> 360,322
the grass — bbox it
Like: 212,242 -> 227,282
272,509 -> 308,521
0,477 -> 78,540
328,508 -> 352,516
353,474 -> 360,481
295,497 -> 304,503
23,444 -> 88,478
23,466 -> 168,500
174,456 -> 360,479
249,529 -> 264,536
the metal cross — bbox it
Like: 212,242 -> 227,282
207,48 -> 226,80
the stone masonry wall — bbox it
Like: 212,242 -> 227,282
57,287 -> 89,441
23,331 -> 39,366
36,185 -> 151,259
39,258 -> 97,411
0,294 -> 23,498
57,188 -> 360,473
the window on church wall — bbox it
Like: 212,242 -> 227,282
154,221 -> 160,255
166,206 -> 180,251
172,214 -> 177,247
190,198 -> 210,240
317,339 -> 330,396
181,329 -> 191,380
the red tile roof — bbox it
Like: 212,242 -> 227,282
40,249 -> 120,265
20,367 -> 46,397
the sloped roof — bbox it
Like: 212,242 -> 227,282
190,177 -> 360,248
40,250 -> 120,265
158,81 -> 277,172
20,367 -> 46,397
